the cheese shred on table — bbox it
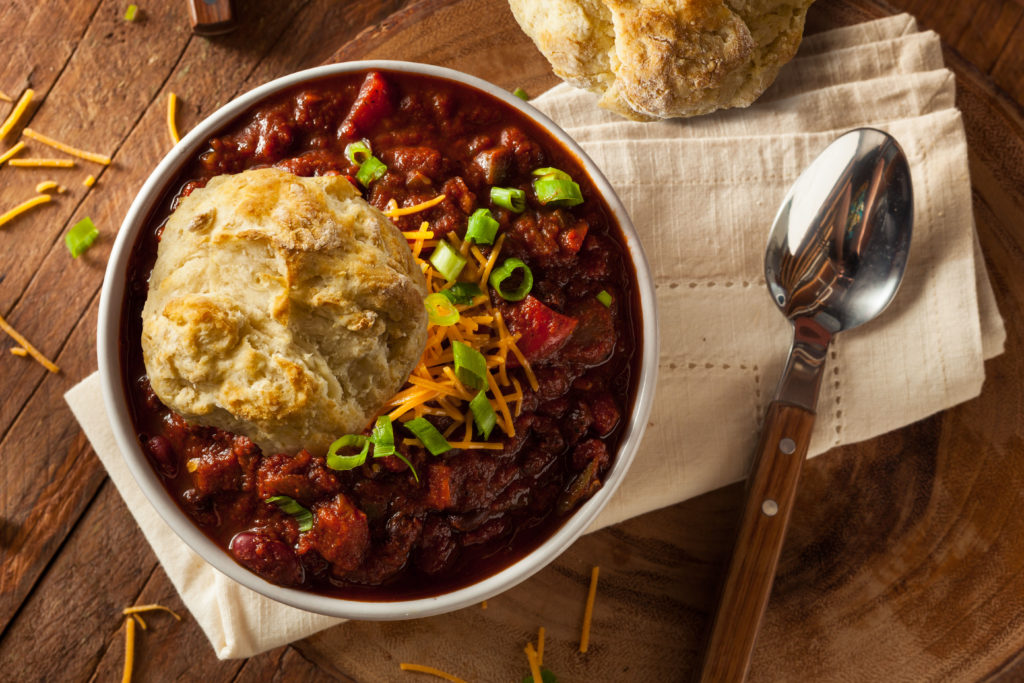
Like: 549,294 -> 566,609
10,347 -> 27,356
22,128 -> 112,165
167,92 -> 180,144
0,88 -> 33,139
122,617 -> 135,683
385,194 -> 446,217
0,194 -> 52,229
386,216 -> 537,442
0,141 -> 25,166
524,643 -> 543,683
536,626 -> 545,666
579,565 -> 600,653
0,90 -> 12,102
35,180 -> 58,192
398,662 -> 468,683
84,174 -> 96,187
8,158 -> 75,168
119,603 -> 182,681
0,311 -> 58,373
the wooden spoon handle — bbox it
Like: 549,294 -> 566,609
186,0 -> 236,35
699,401 -> 815,682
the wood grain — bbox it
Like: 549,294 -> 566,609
700,402 -> 816,682
2,0 -> 1024,681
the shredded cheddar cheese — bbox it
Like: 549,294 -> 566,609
385,194 -> 446,217
524,643 -> 543,683
167,92 -> 180,144
8,158 -> 75,168
35,181 -> 58,192
122,617 -> 135,683
0,88 -> 33,139
22,127 -> 112,165
579,566 -> 600,653
382,218 -> 535,444
0,194 -> 52,229
84,174 -> 96,187
118,604 -> 180,683
122,604 -> 182,621
10,347 -> 27,356
0,141 -> 25,166
0,90 -> 11,102
480,600 -> 488,610
0,311 -> 59,372
398,663 -> 468,683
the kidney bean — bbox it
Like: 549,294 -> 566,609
229,531 -> 304,586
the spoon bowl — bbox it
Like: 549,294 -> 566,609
766,128 -> 913,333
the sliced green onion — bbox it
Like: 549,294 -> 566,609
488,257 -> 533,301
424,292 -> 460,326
429,240 -> 468,281
531,167 -> 572,181
344,139 -> 373,165
533,177 -> 583,208
265,495 -> 313,532
469,390 -> 497,439
512,87 -> 529,100
596,290 -> 613,307
490,186 -> 526,213
355,155 -> 387,186
522,669 -> 560,683
453,340 -> 487,390
466,208 -> 499,245
65,217 -> 99,258
124,4 -> 138,21
370,415 -> 395,458
440,282 -> 482,306
325,434 -> 370,471
404,417 -> 452,455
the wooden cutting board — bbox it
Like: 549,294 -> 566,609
282,1 -> 1024,681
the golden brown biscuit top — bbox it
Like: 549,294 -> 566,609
140,168 -> 429,455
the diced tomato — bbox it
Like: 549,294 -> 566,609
559,221 -> 589,254
503,295 -> 578,363
342,71 -> 395,136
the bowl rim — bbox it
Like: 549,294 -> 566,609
97,60 -> 659,620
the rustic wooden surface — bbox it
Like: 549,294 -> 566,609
1,0 -> 1023,680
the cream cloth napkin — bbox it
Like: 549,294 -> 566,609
65,14 -> 1005,659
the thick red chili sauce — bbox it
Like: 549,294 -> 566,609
120,70 -> 641,599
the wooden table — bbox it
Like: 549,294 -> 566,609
2,0 -> 1023,680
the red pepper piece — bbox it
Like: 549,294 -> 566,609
342,71 -> 395,136
504,295 -> 578,362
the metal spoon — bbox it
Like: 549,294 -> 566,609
699,128 -> 913,682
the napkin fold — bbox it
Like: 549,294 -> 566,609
65,14 -> 1005,659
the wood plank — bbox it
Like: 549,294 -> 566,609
0,0 -> 193,440
0,483 -> 158,680
233,646 -> 347,683
895,0 -> 1023,73
992,22 -> 1024,107
86,547 -> 247,683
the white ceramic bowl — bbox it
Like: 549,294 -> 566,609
97,61 -> 659,619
